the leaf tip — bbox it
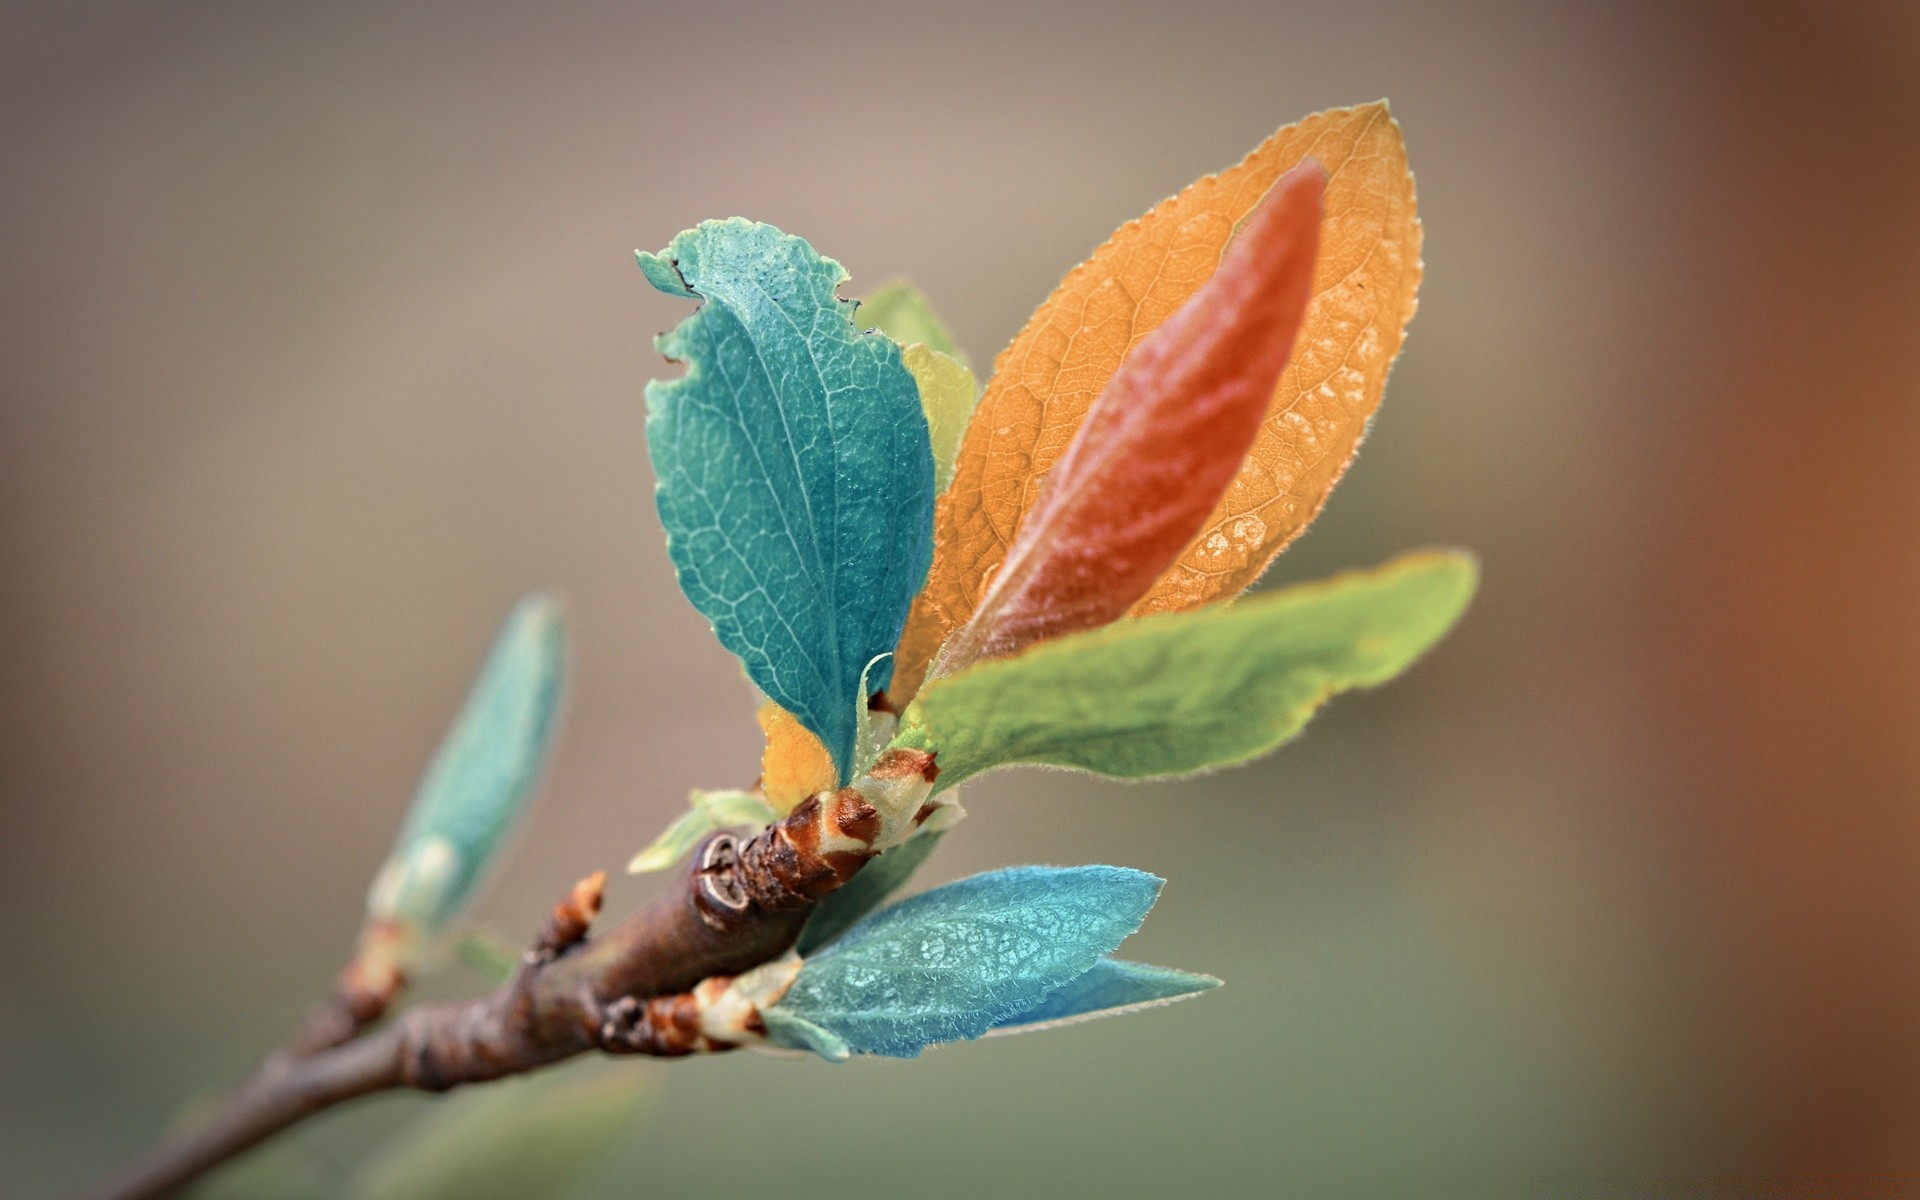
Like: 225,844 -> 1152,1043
636,248 -> 692,298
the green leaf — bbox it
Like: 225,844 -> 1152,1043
184,1140 -> 332,1200
860,277 -> 966,363
794,830 -> 944,956
990,958 -> 1220,1035
764,864 -> 1161,1059
367,594 -> 567,937
626,789 -> 778,875
452,930 -> 519,985
350,1063 -> 650,1200
641,221 -> 936,779
902,344 -> 978,494
895,550 -> 1477,788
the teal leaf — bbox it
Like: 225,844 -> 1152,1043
895,550 -> 1476,789
367,594 -> 567,938
640,220 -> 936,780
350,1063 -> 650,1200
759,1009 -> 852,1063
794,830 -> 944,956
990,958 -> 1220,1035
764,864 -> 1161,1059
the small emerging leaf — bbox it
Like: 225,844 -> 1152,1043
642,220 -> 936,779
933,163 -> 1323,677
763,865 -> 1162,1059
626,789 -> 778,875
794,830 -> 945,956
758,702 -> 837,813
989,958 -> 1220,1035
452,930 -> 520,984
366,594 -> 567,940
350,1063 -> 650,1200
896,551 -> 1476,788
860,277 -> 966,363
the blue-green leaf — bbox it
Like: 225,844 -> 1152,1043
990,958 -> 1220,1035
640,220 -> 935,779
794,830 -> 944,956
764,865 -> 1161,1059
366,594 -> 567,939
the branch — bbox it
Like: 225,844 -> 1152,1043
81,764 -> 934,1200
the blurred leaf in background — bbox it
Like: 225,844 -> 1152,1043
362,593 -> 568,960
349,1063 -> 652,1200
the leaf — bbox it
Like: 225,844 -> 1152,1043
891,102 -> 1422,702
930,164 -> 1323,677
758,701 -> 837,813
626,789 -> 778,875
641,220 -> 936,779
366,594 -> 567,938
894,550 -> 1476,788
350,1063 -> 650,1200
860,277 -> 966,363
763,864 -> 1162,1059
452,931 -> 519,985
625,806 -> 714,876
989,958 -> 1220,1035
759,1009 -> 852,1062
794,830 -> 945,956
184,1141 -> 332,1200
902,344 -> 979,494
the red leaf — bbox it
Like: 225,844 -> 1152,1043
931,160 -> 1327,677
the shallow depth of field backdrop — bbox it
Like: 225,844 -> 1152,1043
3,2 -> 1918,1195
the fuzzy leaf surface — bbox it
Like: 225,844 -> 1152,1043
989,958 -> 1220,1034
892,102 -> 1422,701
367,594 -> 566,935
764,865 -> 1161,1058
933,163 -> 1322,675
896,551 -> 1476,787
641,220 -> 935,778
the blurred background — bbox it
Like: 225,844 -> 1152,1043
2,1 -> 1917,1195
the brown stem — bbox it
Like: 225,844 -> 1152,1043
79,780 -> 909,1200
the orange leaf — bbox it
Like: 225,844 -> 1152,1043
890,102 -> 1421,703
932,164 -> 1324,676
757,701 -> 836,813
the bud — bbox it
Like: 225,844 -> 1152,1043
361,593 -> 568,960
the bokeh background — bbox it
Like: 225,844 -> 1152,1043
3,1 -> 1917,1195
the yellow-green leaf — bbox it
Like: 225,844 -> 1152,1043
894,551 -> 1475,788
860,277 -> 967,363
902,343 -> 979,494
